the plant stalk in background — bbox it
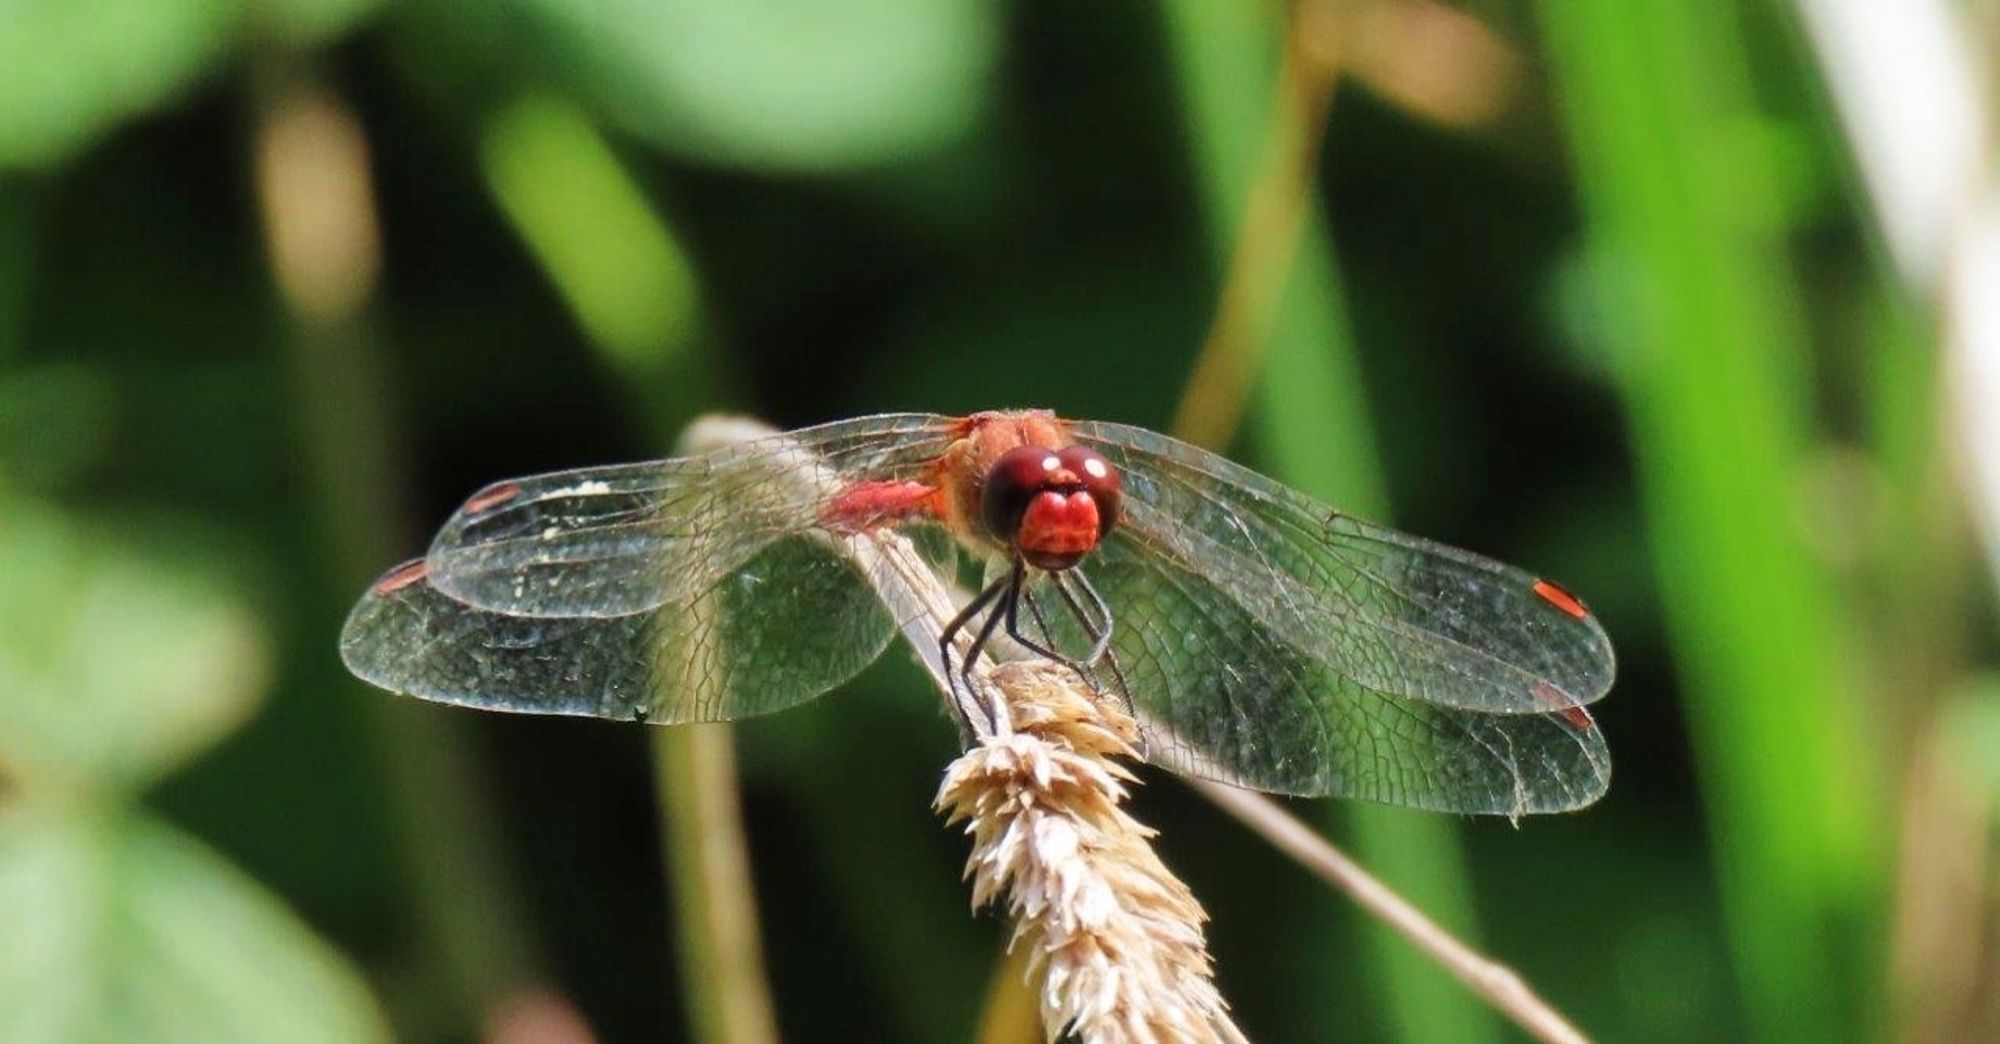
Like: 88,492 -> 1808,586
252,70 -> 544,1035
482,104 -> 774,1044
1537,3 -> 1885,1038
1161,3 -> 1493,1039
1791,2 -> 2000,1035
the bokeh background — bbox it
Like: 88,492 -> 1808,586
4,1 -> 1999,1041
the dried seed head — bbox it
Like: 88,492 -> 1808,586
935,661 -> 1247,1044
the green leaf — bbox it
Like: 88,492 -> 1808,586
1939,677 -> 2000,800
484,0 -> 997,170
0,0 -> 381,170
0,0 -> 238,169
1536,3 -> 1884,1037
0,363 -> 120,492
0,807 -> 390,1044
0,500 -> 269,791
481,95 -> 703,368
256,0 -> 381,46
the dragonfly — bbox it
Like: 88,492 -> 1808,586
341,410 -> 1615,816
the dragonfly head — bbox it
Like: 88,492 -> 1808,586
980,444 -> 1122,571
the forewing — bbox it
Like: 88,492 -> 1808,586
426,413 -> 957,618
340,524 -> 937,724
1064,543 -> 1609,812
1071,421 -> 1615,716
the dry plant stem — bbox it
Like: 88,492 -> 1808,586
1889,720 -> 1995,1041
937,662 -> 1246,1044
973,945 -> 1043,1044
658,418 -> 786,1044
1333,0 -> 1521,130
1170,2 -> 1341,451
1793,2 -> 2000,1034
653,727 -> 781,1044
1191,782 -> 1589,1044
252,70 -> 539,1024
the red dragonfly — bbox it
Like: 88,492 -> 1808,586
342,411 -> 1614,815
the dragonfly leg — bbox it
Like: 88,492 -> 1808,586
1019,582 -> 1089,678
1007,567 -> 1079,668
1016,581 -> 1106,700
959,582 -> 1013,735
938,568 -> 1010,736
1010,567 -> 1135,712
1050,570 -> 1114,665
1050,570 -> 1139,725
1018,580 -> 1141,735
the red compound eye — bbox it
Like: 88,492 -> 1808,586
978,444 -> 1122,571
1056,445 -> 1121,537
981,445 -> 1063,542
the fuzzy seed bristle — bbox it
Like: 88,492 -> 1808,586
936,662 -> 1247,1044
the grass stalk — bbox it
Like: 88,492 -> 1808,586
1192,782 -> 1587,1044
972,945 -> 1041,1044
479,99 -> 776,1044
252,71 -> 538,1030
1535,3 -> 1885,1037
653,725 -> 781,1044
1159,3 -> 1493,1040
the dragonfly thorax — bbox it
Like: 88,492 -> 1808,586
980,444 -> 1122,571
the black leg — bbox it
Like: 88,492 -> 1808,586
1018,582 -> 1083,675
938,568 -> 1010,735
997,567 -> 1142,746
1050,571 -> 1114,664
1006,567 -> 1078,667
1050,569 -> 1139,723
1011,572 -> 1141,720
1020,582 -> 1111,699
959,577 -> 1014,733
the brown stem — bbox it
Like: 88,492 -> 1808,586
1191,781 -> 1590,1044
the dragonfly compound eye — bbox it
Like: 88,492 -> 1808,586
1056,445 -> 1120,536
981,444 -> 1112,570
981,445 -> 1061,543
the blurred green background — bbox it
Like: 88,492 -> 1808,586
3,1 -> 1997,1041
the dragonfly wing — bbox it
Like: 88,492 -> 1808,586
341,524 -> 934,723
1071,421 -> 1615,716
1068,543 -> 1609,812
425,413 -> 957,618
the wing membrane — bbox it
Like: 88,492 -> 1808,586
1037,549 -> 1608,813
1071,421 -> 1615,716
340,526 -> 938,724
427,413 -> 956,618
341,409 -> 1613,811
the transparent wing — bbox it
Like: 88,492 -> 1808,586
1021,553 -> 1608,813
340,523 -> 958,724
425,413 -> 958,618
1071,421 -> 1615,716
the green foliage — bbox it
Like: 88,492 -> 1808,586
0,497 -> 389,1043
1158,4 -> 1491,1041
481,95 -> 702,369
1940,678 -> 2000,801
0,1 -> 1987,1041
0,0 -> 377,169
0,0 -> 237,169
0,810 -> 387,1044
443,0 -> 996,171
0,502 -> 262,790
1537,4 -> 1886,1037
